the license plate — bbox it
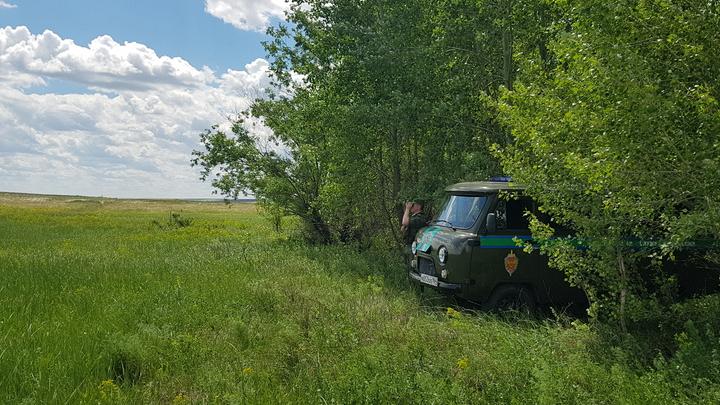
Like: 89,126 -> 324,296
420,274 -> 438,287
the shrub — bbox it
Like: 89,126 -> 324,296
151,212 -> 193,229
108,334 -> 150,385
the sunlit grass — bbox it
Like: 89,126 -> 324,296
0,193 -> 717,403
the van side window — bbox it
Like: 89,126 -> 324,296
495,200 -> 507,229
497,197 -> 533,230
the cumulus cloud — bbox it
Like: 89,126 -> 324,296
0,26 -> 215,91
204,0 -> 288,32
0,2 -> 16,9
0,26 -> 277,198
220,58 -> 274,97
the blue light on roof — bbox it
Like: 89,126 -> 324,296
489,176 -> 513,182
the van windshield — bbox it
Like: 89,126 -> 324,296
433,195 -> 487,229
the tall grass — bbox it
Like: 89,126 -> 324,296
0,194 -> 717,403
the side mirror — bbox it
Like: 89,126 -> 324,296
486,213 -> 497,234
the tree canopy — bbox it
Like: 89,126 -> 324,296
192,0 -> 720,322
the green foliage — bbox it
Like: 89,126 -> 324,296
259,202 -> 284,233
192,0 -> 719,327
497,0 -> 720,322
199,0 -> 558,246
192,113 -> 333,243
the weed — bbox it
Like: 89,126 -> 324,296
98,379 -> 120,401
108,334 -> 148,385
151,212 -> 193,229
231,321 -> 254,350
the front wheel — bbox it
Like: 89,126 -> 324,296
484,284 -> 537,316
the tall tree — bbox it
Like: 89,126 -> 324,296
258,0 -> 538,243
498,0 -> 720,324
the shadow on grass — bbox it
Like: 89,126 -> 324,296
268,237 -> 596,326
268,237 -> 411,293
107,334 -> 149,386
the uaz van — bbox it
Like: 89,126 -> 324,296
408,179 -> 586,310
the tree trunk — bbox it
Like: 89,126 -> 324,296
412,135 -> 419,186
391,128 -> 401,200
309,211 -> 332,244
538,40 -> 550,71
378,145 -> 402,245
617,251 -> 628,334
502,0 -> 514,90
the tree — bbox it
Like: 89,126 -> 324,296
497,0 -> 720,325
257,0 -> 536,245
195,0 -> 560,246
191,105 -> 333,243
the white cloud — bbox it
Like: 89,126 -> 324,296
204,0 -> 288,32
220,58 -> 274,97
0,26 -> 215,91
0,2 -> 16,9
0,26 -> 277,198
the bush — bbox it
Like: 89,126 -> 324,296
151,212 -> 193,229
108,334 -> 150,385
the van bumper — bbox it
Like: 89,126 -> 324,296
408,271 -> 463,290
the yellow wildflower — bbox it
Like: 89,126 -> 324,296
242,367 -> 254,376
446,307 -> 461,319
98,378 -> 119,399
172,393 -> 190,405
456,357 -> 469,370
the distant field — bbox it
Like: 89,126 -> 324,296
0,193 -> 716,403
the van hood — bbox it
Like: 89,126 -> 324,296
415,225 -> 475,253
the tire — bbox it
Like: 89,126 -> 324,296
484,284 -> 537,316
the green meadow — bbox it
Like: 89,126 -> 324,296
1,193 -> 718,404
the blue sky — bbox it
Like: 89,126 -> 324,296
0,0 -> 268,74
0,0 -> 288,198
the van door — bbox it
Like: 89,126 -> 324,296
469,195 -> 548,302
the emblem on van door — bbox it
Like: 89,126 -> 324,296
504,251 -> 518,276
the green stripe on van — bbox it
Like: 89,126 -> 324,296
479,236 -> 531,249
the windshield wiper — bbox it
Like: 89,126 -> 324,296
434,219 -> 455,229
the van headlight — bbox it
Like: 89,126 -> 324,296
411,241 -> 417,255
438,246 -> 448,264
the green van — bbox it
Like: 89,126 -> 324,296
408,179 -> 586,311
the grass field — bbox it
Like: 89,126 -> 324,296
1,193 -> 718,404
